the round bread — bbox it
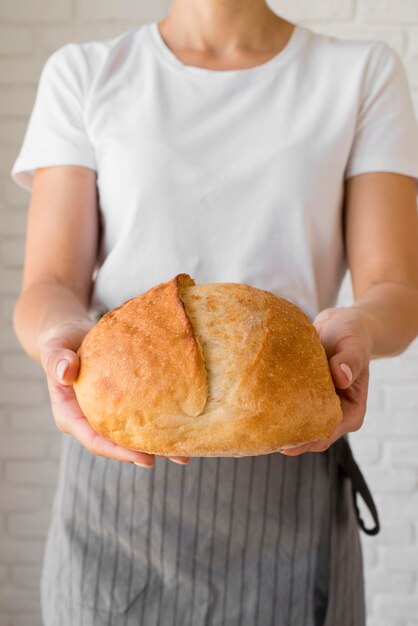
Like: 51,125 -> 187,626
73,273 -> 342,457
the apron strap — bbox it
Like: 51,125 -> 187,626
336,437 -> 381,536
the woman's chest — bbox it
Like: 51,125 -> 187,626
87,69 -> 355,217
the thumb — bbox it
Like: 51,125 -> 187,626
40,346 -> 80,385
328,349 -> 365,390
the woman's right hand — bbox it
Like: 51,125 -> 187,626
39,320 -> 190,468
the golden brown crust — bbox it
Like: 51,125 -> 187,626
73,274 -> 343,456
73,274 -> 208,445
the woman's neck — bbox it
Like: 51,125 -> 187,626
157,0 -> 294,67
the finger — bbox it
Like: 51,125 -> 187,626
279,419 -> 350,456
168,456 -> 190,465
71,413 -> 155,466
279,437 -> 334,456
278,438 -> 330,456
155,455 -> 190,464
40,345 -> 80,385
46,376 -> 155,465
329,348 -> 365,390
324,330 -> 370,390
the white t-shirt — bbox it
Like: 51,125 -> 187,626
10,21 -> 418,320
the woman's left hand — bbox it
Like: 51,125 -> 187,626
279,306 -> 373,456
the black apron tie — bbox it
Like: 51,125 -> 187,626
336,436 -> 380,536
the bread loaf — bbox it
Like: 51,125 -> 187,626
73,273 -> 342,456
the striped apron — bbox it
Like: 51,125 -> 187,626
39,428 -> 378,626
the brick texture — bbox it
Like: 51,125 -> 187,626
359,0 -> 418,23
0,1 -> 417,625
274,0 -> 355,20
75,0 -> 166,22
0,28 -> 34,56
0,0 -> 73,23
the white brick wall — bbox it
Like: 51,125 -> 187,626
0,0 -> 417,624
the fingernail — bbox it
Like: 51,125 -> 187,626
133,461 -> 154,469
339,363 -> 353,385
57,359 -> 69,382
170,458 -> 189,465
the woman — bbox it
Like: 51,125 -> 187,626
11,0 -> 418,624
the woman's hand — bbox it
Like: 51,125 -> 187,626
39,321 -> 190,467
279,306 -> 374,456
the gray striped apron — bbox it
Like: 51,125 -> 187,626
39,427 -> 377,626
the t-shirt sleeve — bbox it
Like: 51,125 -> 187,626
344,41 -> 418,192
10,43 -> 97,192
